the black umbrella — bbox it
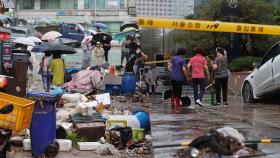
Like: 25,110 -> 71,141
92,32 -> 112,45
43,43 -> 77,54
120,23 -> 138,32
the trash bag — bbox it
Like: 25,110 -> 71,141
189,129 -> 242,156
217,126 -> 245,143
64,70 -> 102,91
106,126 -> 132,150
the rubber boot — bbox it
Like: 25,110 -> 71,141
171,96 -> 175,112
175,97 -> 180,112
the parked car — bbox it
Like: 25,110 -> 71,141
10,26 -> 36,41
35,22 -> 85,45
241,41 -> 280,103
143,66 -> 171,86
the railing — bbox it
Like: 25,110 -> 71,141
16,9 -> 129,20
16,9 -> 127,15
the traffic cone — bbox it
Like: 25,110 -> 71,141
109,65 -> 116,75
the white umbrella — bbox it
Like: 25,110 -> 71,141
41,31 -> 62,41
13,37 -> 36,46
28,36 -> 42,43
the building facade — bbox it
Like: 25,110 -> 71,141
136,0 -> 194,19
15,0 -> 136,34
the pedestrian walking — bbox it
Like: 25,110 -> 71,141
171,48 -> 188,112
187,49 -> 210,107
92,42 -> 105,66
39,53 -> 52,91
145,64 -> 158,94
81,36 -> 92,69
212,47 -> 229,106
103,43 -> 111,63
121,36 -> 131,67
133,50 -> 147,81
50,54 -> 65,87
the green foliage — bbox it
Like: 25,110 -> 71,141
273,6 -> 280,24
238,0 -> 273,24
66,133 -> 88,148
173,0 -> 278,56
229,56 -> 262,72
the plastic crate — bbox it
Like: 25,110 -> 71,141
132,128 -> 145,143
0,92 -> 34,132
106,120 -> 128,129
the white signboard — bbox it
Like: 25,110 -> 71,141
108,0 -> 119,7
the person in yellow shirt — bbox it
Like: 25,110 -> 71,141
50,53 -> 65,87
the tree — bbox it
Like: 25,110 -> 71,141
174,0 -> 278,58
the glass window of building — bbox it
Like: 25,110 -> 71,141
120,0 -> 124,9
84,0 -> 105,9
18,0 -> 34,9
41,0 -> 59,9
59,0 -> 78,9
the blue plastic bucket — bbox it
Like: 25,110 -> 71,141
133,110 -> 150,132
27,92 -> 59,156
105,84 -> 121,95
122,72 -> 136,94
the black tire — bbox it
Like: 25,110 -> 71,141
44,144 -> 59,157
242,82 -> 255,103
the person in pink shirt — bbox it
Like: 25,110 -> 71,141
187,49 -> 210,107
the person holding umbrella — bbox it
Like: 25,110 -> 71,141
121,36 -> 131,67
50,53 -> 65,87
92,42 -> 105,66
92,31 -> 112,63
96,26 -> 102,33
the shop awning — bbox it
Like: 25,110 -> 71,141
1,0 -> 14,9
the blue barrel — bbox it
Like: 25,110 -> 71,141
133,110 -> 151,133
27,92 -> 59,156
112,86 -> 121,96
122,72 -> 136,94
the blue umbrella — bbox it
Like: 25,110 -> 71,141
93,23 -> 108,29
31,43 -> 48,52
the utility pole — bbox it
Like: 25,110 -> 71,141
163,28 -> 165,54
94,0 -> 97,23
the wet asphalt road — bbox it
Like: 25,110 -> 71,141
148,89 -> 280,158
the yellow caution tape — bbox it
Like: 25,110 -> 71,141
137,17 -> 280,36
260,139 -> 272,143
145,60 -> 170,65
180,142 -> 190,146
